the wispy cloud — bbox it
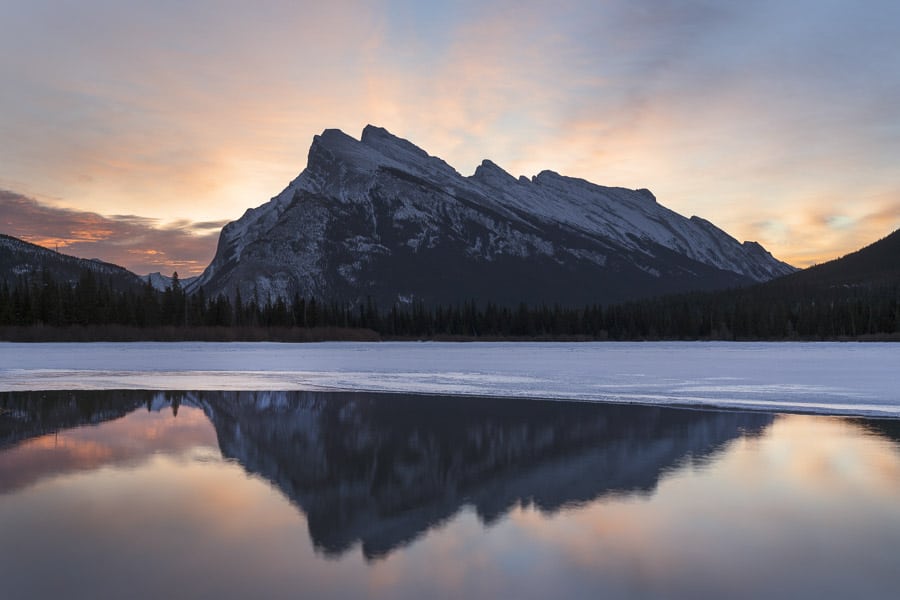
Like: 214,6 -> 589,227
0,190 -> 220,275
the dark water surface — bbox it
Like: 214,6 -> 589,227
1,391 -> 899,599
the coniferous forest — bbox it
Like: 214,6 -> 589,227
1,266 -> 897,341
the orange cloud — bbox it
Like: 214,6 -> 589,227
0,190 -> 221,275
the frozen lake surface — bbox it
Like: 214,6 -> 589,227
0,341 -> 897,417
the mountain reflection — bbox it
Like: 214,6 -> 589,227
855,418 -> 900,446
1,390 -> 775,560
1,390 -> 150,449
193,392 -> 774,559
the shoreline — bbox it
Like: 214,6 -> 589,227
1,325 -> 898,343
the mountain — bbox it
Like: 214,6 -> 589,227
595,226 -> 900,339
0,233 -> 197,293
189,126 -> 794,306
0,234 -> 145,291
143,271 -> 199,292
770,227 -> 900,289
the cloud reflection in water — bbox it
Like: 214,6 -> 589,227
1,390 -> 899,599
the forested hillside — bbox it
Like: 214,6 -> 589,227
1,230 -> 897,341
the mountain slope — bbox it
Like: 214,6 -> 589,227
771,228 -> 900,289
190,126 -> 795,306
0,234 -> 145,291
595,227 -> 900,340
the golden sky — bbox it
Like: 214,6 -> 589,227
1,1 -> 899,274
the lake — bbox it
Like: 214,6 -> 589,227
2,390 -> 900,599
1,342 -> 899,598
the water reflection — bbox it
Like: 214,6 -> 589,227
197,392 -> 773,559
2,391 -> 772,560
2,391 -> 900,599
854,417 -> 900,446
0,390 -> 150,447
0,391 -> 218,494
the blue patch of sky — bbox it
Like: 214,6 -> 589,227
826,215 -> 854,230
383,0 -> 465,68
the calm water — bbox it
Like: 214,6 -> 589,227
1,391 -> 899,599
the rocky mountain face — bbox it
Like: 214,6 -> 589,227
0,234 -> 145,291
190,125 -> 794,306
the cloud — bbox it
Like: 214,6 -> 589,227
1,0 -> 899,268
0,190 -> 219,275
738,191 -> 900,267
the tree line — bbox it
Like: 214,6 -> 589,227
1,268 -> 897,340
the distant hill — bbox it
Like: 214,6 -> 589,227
599,227 -> 900,340
0,234 -> 145,291
770,228 -> 900,289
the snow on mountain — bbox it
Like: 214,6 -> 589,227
189,126 -> 795,305
143,272 -> 199,292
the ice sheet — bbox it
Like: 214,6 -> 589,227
1,341 -> 897,417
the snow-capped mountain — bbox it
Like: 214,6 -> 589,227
190,126 -> 795,306
143,271 -> 199,292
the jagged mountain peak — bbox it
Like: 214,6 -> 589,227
307,128 -> 384,173
472,159 -> 517,184
319,127 -> 355,141
190,125 -> 795,305
309,128 -> 358,160
636,188 -> 657,203
304,125 -> 459,186
360,124 -> 427,158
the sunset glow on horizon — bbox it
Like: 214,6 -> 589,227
1,1 -> 898,275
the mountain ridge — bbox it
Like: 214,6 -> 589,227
189,125 -> 794,306
0,233 -> 145,291
773,228 -> 900,288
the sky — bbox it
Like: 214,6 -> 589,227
1,0 -> 898,275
